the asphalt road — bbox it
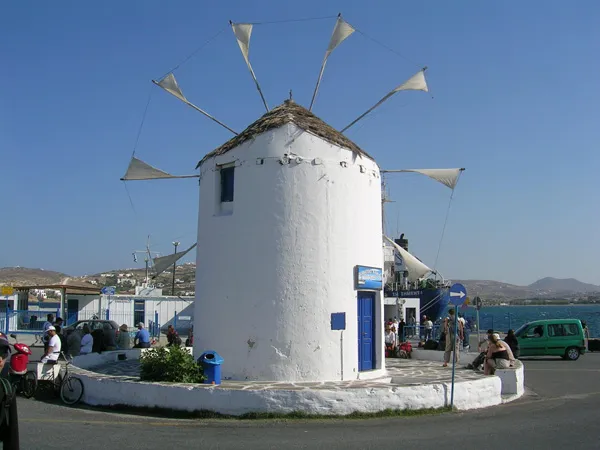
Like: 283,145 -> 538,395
15,353 -> 600,449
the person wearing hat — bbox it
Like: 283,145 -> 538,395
0,333 -> 19,449
484,333 -> 511,375
134,322 -> 151,349
116,324 -> 131,350
41,325 -> 61,363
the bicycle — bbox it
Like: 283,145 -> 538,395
57,352 -> 85,405
41,352 -> 85,405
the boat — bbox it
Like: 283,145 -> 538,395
383,234 -> 450,323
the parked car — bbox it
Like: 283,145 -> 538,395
63,320 -> 120,338
515,319 -> 586,361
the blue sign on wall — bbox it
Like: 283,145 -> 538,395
355,266 -> 383,290
331,312 -> 346,330
101,286 -> 116,295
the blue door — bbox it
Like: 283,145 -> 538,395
134,300 -> 145,326
67,299 -> 79,325
357,292 -> 375,371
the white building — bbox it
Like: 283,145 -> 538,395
195,100 -> 384,382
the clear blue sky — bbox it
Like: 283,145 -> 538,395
2,1 -> 599,286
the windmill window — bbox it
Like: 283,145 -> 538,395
220,165 -> 235,203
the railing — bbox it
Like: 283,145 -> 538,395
397,324 -> 442,342
5,308 -> 192,338
4,309 -> 61,334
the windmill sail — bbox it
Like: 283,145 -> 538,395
341,68 -> 429,132
231,22 -> 269,112
153,74 -> 238,135
382,168 -> 465,190
157,73 -> 187,102
152,243 -> 198,278
309,15 -> 355,111
120,156 -> 199,181
383,235 -> 432,282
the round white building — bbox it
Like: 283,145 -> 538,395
194,100 -> 384,382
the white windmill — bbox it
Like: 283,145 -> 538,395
120,14 -> 464,382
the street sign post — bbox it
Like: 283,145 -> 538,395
101,286 -> 116,295
448,283 -> 467,409
474,296 -> 483,345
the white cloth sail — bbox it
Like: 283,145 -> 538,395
390,168 -> 464,190
153,75 -> 238,135
231,22 -> 269,111
157,73 -> 187,102
121,156 -> 200,181
152,243 -> 197,278
121,157 -> 175,181
341,68 -> 429,132
309,15 -> 355,111
392,69 -> 429,93
383,235 -> 432,282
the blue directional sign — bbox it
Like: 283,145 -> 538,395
101,286 -> 116,295
448,283 -> 467,306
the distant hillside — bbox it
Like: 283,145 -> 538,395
0,267 -> 68,286
454,280 -> 533,300
528,277 -> 600,293
456,277 -> 600,301
2,266 -> 599,300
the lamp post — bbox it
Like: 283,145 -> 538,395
172,241 -> 180,296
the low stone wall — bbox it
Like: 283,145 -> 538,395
69,350 -> 511,416
496,361 -> 525,396
411,349 -> 525,398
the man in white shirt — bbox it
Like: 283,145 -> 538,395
41,326 -> 61,363
424,316 -> 434,341
385,326 -> 397,356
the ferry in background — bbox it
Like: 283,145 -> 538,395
383,234 -> 450,323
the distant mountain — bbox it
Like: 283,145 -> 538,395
0,267 -> 68,286
2,266 -> 599,300
528,277 -> 600,293
455,277 -> 600,301
454,280 -> 533,300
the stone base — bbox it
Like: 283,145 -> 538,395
69,350 -> 523,416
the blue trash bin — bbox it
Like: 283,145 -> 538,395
198,350 -> 224,385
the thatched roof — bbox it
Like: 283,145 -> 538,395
197,100 -> 374,167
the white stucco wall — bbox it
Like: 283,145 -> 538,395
195,123 -> 384,382
68,294 -> 101,320
72,351 -> 505,415
97,295 -> 194,329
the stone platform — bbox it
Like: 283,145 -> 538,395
69,350 -> 521,415
90,357 -> 485,390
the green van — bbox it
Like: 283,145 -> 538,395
515,319 -> 586,361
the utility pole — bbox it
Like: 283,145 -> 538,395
172,241 -> 180,296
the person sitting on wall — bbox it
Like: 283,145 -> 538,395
80,325 -> 93,355
384,326 -> 397,357
134,323 -> 151,349
116,324 -> 131,350
66,328 -> 82,357
166,325 -> 182,347
103,323 -> 116,351
484,333 -> 511,375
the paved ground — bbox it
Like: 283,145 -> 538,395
88,357 -> 485,389
14,352 -> 600,449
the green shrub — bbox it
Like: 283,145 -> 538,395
140,346 -> 205,383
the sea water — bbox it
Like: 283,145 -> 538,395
461,304 -> 600,337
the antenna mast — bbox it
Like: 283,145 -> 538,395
132,235 -> 161,286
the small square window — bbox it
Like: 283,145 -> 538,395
220,166 -> 235,203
